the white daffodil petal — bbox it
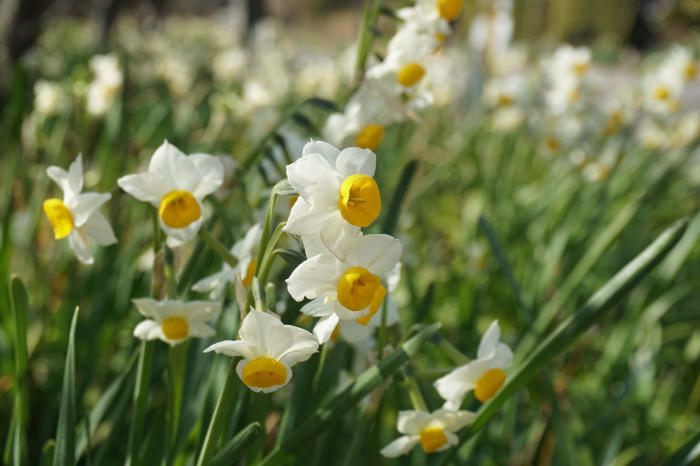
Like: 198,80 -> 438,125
286,153 -> 340,204
204,340 -> 257,361
335,147 -> 376,178
237,308 -> 282,355
442,431 -> 459,450
188,321 -> 216,339
82,212 -> 117,245
285,200 -> 338,236
46,166 -> 72,196
183,301 -> 222,321
492,342 -> 513,370
397,410 -> 431,435
133,320 -> 159,340
275,327 -> 320,366
131,298 -> 161,319
67,154 -> 84,194
286,254 -> 342,301
435,409 -> 477,432
117,173 -> 169,205
70,192 -> 112,227
434,361 -> 489,410
338,319 -> 373,343
149,140 -> 197,190
349,234 -> 403,274
380,436 -> 418,458
68,229 -> 93,265
300,297 -> 335,317
312,313 -> 340,344
477,320 -> 501,359
301,140 -> 340,165
189,153 -> 224,198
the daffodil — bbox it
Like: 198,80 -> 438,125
380,409 -> 476,457
43,154 -> 117,265
284,140 -> 381,236
132,298 -> 220,346
204,308 -> 319,393
543,44 -> 591,81
643,69 -> 682,115
117,140 -> 224,242
86,54 -> 123,117
434,320 -> 513,409
34,80 -> 63,116
192,223 -> 262,299
286,223 -> 402,343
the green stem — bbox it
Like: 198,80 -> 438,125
405,369 -> 429,412
166,342 -> 188,465
311,344 -> 330,394
377,297 -> 388,360
199,230 -> 237,268
196,361 -> 239,466
125,340 -> 155,466
256,222 -> 286,286
435,335 -> 470,366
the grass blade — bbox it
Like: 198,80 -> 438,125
382,159 -> 418,236
53,306 -> 79,466
9,276 -> 29,465
210,422 -> 263,466
432,218 -> 688,465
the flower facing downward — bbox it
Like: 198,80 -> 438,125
192,223 -> 262,298
117,141 -> 224,242
132,298 -> 221,346
286,223 -> 402,343
434,320 -> 513,409
284,141 -> 381,236
380,409 -> 476,457
204,308 -> 319,393
44,154 -> 117,264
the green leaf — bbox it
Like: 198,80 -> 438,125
382,159 -> 418,236
302,97 -> 341,113
210,422 -> 263,466
8,276 -> 28,465
53,306 -> 79,466
431,218 -> 688,465
291,112 -> 316,134
660,429 -> 700,466
75,350 -> 138,459
274,248 -> 306,268
41,440 -> 55,466
126,340 -> 155,466
260,322 -> 442,465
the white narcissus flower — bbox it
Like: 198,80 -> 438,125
86,54 -> 123,117
117,140 -> 224,242
483,75 -> 527,108
192,223 -> 262,299
434,320 -> 513,409
43,154 -> 117,265
286,223 -> 402,343
132,298 -> 220,346
380,409 -> 476,457
543,44 -> 591,81
663,46 -> 698,83
204,308 -> 319,393
34,80 -> 63,116
284,141 -> 381,236
643,69 -> 683,116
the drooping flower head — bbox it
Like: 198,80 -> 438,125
192,223 -> 262,298
434,320 -> 513,409
43,154 -> 117,265
132,298 -> 221,346
117,140 -> 224,242
204,308 -> 319,393
284,141 -> 381,236
380,409 -> 476,457
286,223 -> 402,343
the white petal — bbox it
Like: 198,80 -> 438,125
300,297 -> 335,317
319,220 -> 362,263
397,410 -> 431,435
188,321 -> 216,339
274,326 -> 319,366
192,269 -> 234,295
204,340 -> 257,360
301,140 -> 340,165
492,342 -> 513,370
47,165 -> 70,193
433,409 -> 477,432
442,431 -> 459,450
238,308 -> 283,354
348,234 -> 402,275
69,192 -> 111,227
67,154 -> 84,195
380,436 -> 418,458
284,199 -> 338,237
312,313 -> 340,344
117,173 -> 169,205
148,140 -> 198,191
81,211 -> 117,245
335,147 -> 376,178
182,301 -> 221,321
285,153 -> 340,204
68,230 -> 93,265
338,320 -> 373,343
477,320 -> 501,359
131,298 -> 161,320
286,254 -> 342,301
434,360 -> 490,409
133,320 -> 159,341
190,153 -> 224,198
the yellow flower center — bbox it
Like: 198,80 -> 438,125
498,94 -> 513,106
161,317 -> 189,341
397,63 -> 426,87
158,190 -> 201,229
338,174 -> 381,227
474,368 -> 506,403
337,266 -> 387,319
437,0 -> 463,20
684,62 -> 697,80
43,198 -> 74,239
573,62 -> 589,76
242,260 -> 257,287
545,137 -> 560,152
355,124 -> 385,151
653,85 -> 670,101
419,426 -> 448,453
241,357 -> 287,388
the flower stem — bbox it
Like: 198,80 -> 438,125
404,368 -> 429,412
199,229 -> 237,268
